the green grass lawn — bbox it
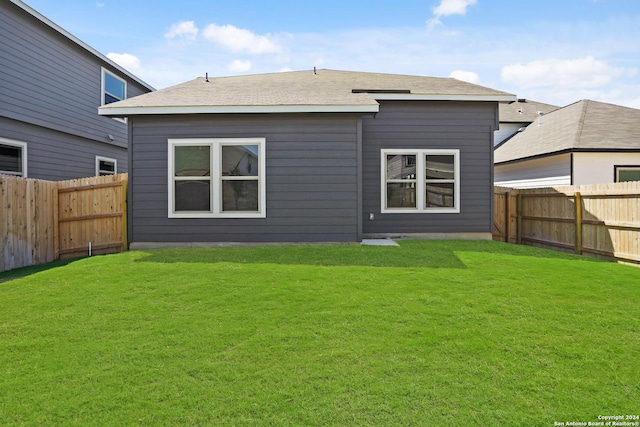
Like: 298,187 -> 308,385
1,240 -> 638,426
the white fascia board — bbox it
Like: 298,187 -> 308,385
98,104 -> 380,116
372,93 -> 517,102
9,0 -> 155,92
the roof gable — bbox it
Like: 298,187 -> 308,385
99,69 -> 516,116
8,0 -> 154,92
495,100 -> 640,164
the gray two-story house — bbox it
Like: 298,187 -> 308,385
1,0 -> 153,180
99,69 -> 515,246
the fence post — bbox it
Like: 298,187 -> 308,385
121,178 -> 128,251
53,184 -> 60,260
516,193 -> 522,244
574,192 -> 582,255
504,191 -> 511,243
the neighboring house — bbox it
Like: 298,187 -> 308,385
0,0 -> 154,180
495,100 -> 640,188
494,98 -> 559,146
99,69 -> 515,246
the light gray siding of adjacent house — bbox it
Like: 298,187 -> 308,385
128,114 -> 361,244
0,116 -> 129,180
494,122 -> 526,146
362,101 -> 498,236
494,153 -> 572,188
0,1 -> 150,179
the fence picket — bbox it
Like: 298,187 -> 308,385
1,174 -> 128,272
494,183 -> 640,265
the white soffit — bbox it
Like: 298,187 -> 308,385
98,104 -> 381,116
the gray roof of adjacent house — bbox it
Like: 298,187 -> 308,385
495,99 -> 640,164
499,99 -> 559,123
99,69 -> 516,116
9,0 -> 154,92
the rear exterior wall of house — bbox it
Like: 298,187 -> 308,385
128,114 -> 362,244
362,101 -> 498,237
127,100 -> 499,245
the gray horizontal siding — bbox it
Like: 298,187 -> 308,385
0,117 -> 127,180
129,114 -> 360,243
362,100 -> 498,235
0,2 -> 149,148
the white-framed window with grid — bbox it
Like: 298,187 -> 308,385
381,148 -> 460,214
168,138 -> 266,218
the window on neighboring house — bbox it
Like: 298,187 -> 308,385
0,138 -> 27,177
615,165 -> 640,182
96,156 -> 117,176
381,149 -> 460,213
101,68 -> 127,122
168,138 -> 266,218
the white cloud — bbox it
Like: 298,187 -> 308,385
433,0 -> 478,16
106,53 -> 141,71
202,24 -> 282,54
227,59 -> 252,73
428,0 -> 477,29
449,70 -> 481,84
96,2 -> 105,8
501,56 -> 626,90
164,21 -> 199,40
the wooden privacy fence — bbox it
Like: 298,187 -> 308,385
1,173 -> 128,272
494,182 -> 640,264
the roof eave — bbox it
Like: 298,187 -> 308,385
373,93 -> 517,102
98,104 -> 381,116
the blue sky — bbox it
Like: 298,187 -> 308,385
25,0 -> 640,108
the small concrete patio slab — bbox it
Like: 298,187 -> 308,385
360,239 -> 399,246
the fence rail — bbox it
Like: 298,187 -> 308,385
494,182 -> 640,264
1,174 -> 128,272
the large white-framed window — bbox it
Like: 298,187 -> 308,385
0,137 -> 27,177
168,138 -> 266,218
96,156 -> 117,176
101,68 -> 127,123
381,148 -> 460,214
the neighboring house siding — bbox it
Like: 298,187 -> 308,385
129,114 -> 361,244
494,122 -> 525,146
0,116 -> 127,180
0,1 -> 149,179
494,153 -> 571,188
362,101 -> 497,235
573,152 -> 640,185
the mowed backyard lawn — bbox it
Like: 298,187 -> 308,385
0,240 -> 638,426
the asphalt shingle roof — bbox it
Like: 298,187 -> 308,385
495,99 -> 640,164
99,69 -> 515,115
499,99 -> 559,123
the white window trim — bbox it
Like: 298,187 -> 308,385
101,67 -> 127,123
168,138 -> 266,219
615,165 -> 640,182
381,148 -> 460,214
95,156 -> 117,176
0,137 -> 28,177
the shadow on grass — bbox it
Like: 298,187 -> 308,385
133,240 -> 605,269
0,258 -> 80,284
